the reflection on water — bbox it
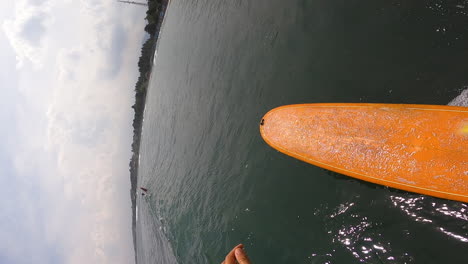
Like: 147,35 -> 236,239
319,194 -> 468,264
322,202 -> 412,263
390,196 -> 468,243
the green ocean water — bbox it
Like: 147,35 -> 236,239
135,0 -> 468,263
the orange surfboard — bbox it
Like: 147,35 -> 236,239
260,103 -> 468,202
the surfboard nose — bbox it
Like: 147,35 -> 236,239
259,108 -> 279,147
259,105 -> 302,151
259,115 -> 268,145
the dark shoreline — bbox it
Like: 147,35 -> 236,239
129,0 -> 169,263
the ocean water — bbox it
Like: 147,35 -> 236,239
135,0 -> 468,263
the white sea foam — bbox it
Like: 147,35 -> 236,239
153,50 -> 158,65
448,88 -> 468,107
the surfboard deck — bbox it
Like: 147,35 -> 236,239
260,103 -> 468,203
